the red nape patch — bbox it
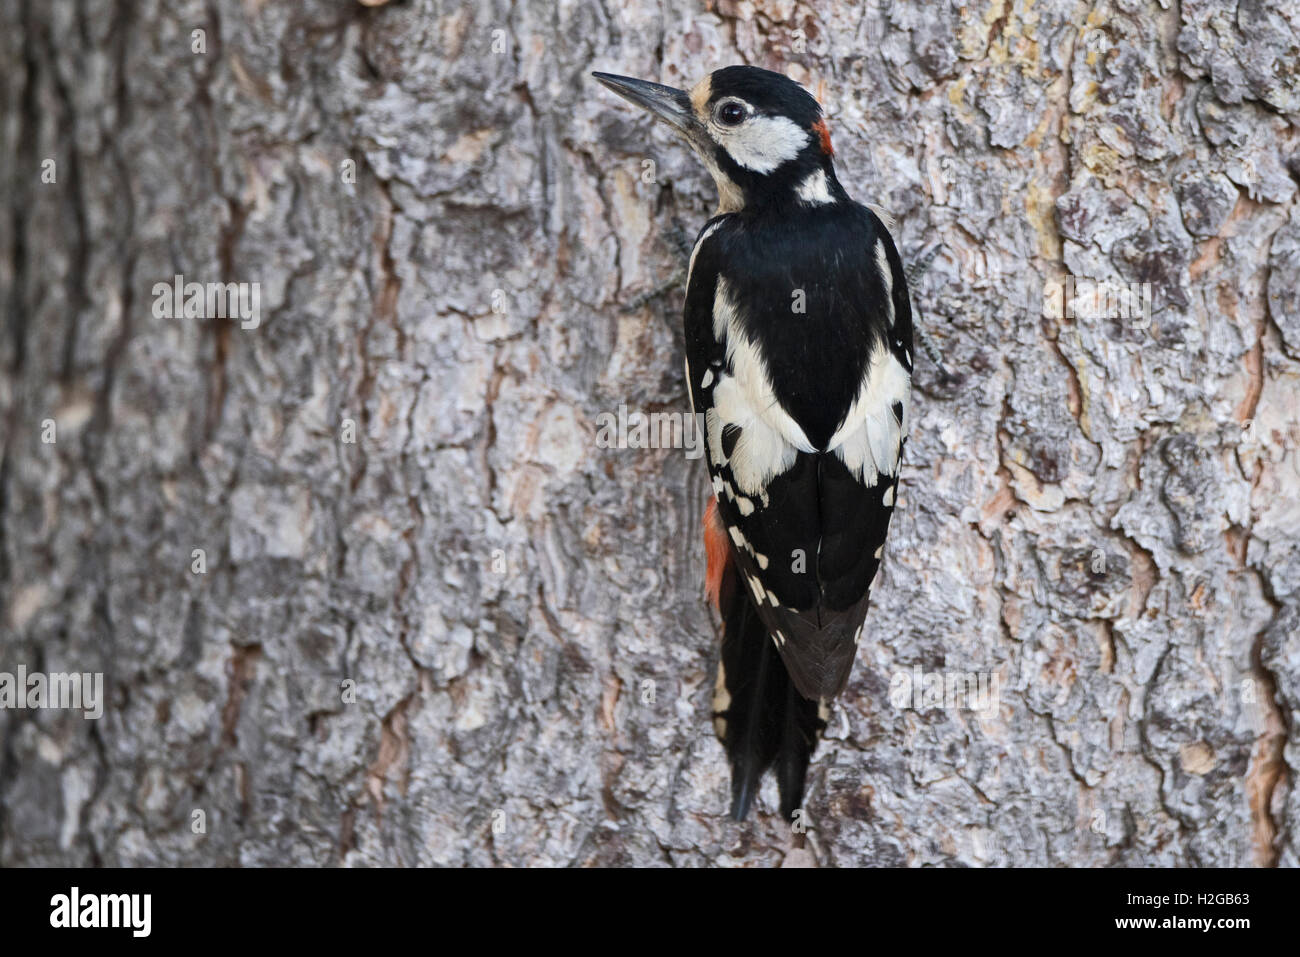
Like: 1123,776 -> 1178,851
811,118 -> 834,156
703,497 -> 732,612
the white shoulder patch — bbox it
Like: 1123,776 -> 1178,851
707,277 -> 815,496
826,340 -> 911,487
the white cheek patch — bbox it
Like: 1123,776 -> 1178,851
709,277 -> 815,496
827,340 -> 911,487
796,169 -> 833,205
717,114 -> 809,173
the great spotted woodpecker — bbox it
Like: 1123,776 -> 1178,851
595,66 -> 914,822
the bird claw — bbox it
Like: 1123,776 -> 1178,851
904,243 -> 943,288
619,220 -> 695,314
906,244 -> 956,381
620,268 -> 686,313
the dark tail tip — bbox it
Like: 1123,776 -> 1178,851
730,767 -> 760,821
715,585 -> 825,822
776,681 -> 821,821
724,673 -> 821,822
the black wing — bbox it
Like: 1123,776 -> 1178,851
686,204 -> 913,701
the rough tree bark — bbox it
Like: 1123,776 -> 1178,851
0,0 -> 1297,867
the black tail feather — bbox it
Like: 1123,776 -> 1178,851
776,678 -> 821,821
713,559 -> 826,822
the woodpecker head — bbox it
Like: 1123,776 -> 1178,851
593,65 -> 845,214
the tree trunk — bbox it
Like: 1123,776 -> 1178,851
1,0 -> 1297,866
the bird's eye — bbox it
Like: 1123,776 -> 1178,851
716,101 -> 746,126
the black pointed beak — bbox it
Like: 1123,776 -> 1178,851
592,72 -> 697,136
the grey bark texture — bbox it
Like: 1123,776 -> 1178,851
1,0 -> 1297,867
